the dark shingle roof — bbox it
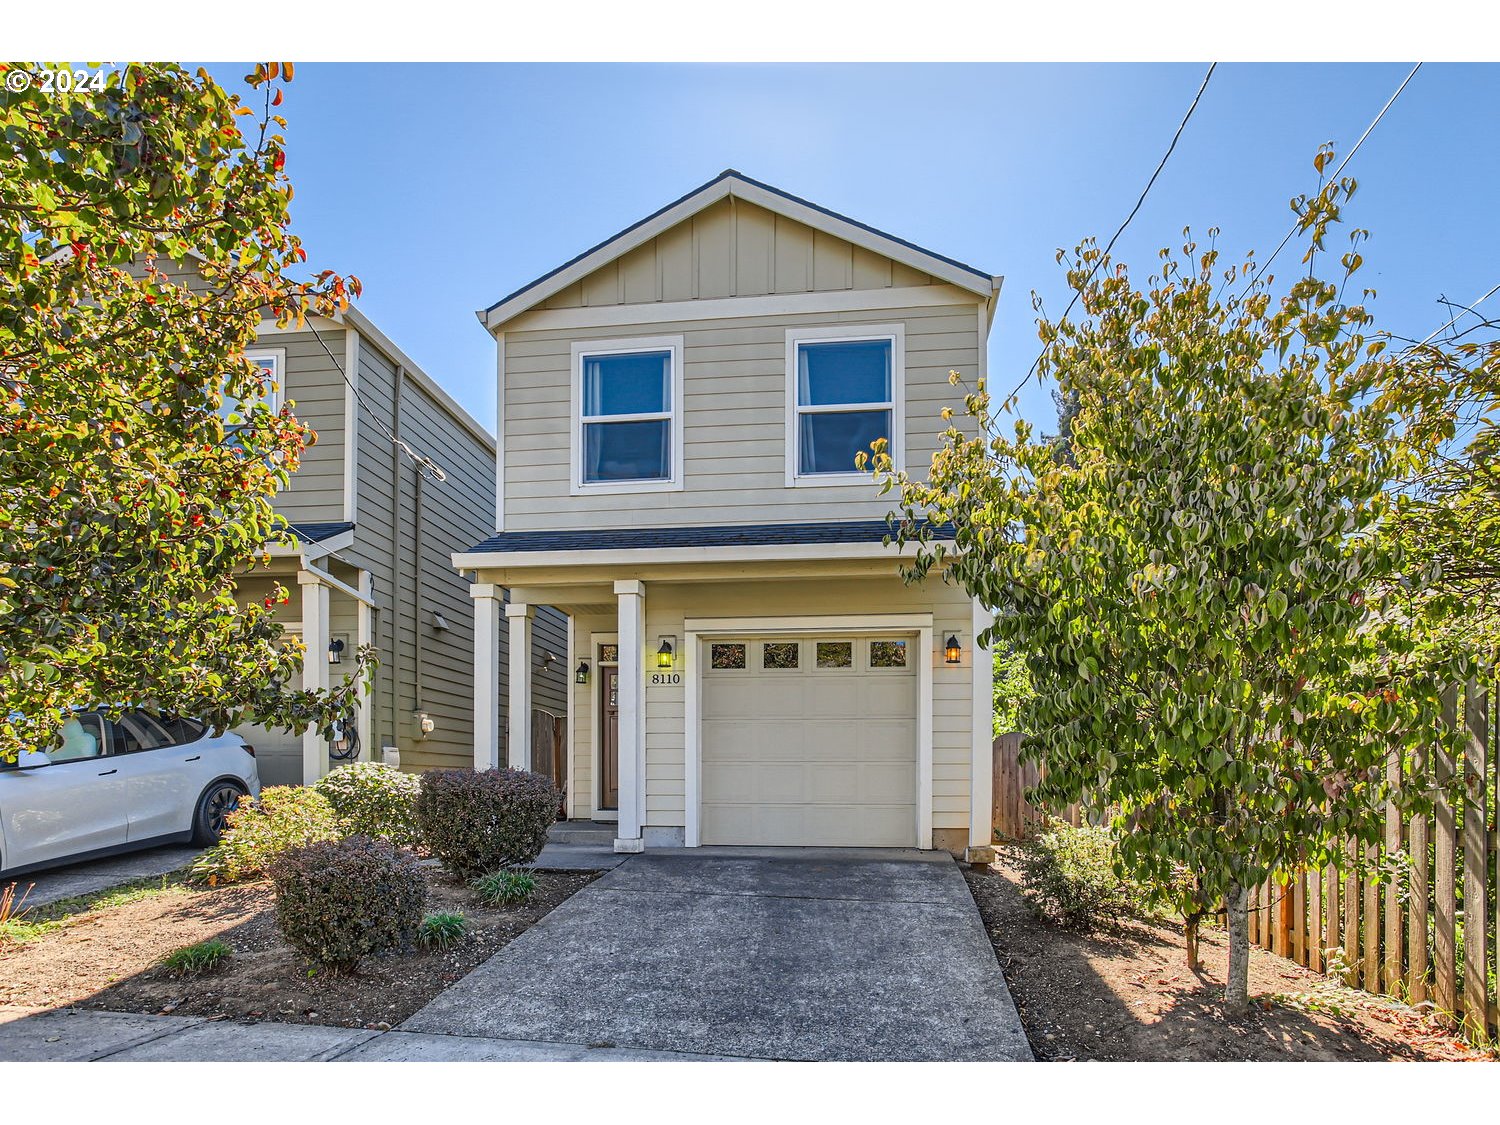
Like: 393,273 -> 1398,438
289,521 -> 355,543
463,519 -> 955,555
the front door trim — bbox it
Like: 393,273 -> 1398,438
683,613 -> 934,850
588,631 -> 619,822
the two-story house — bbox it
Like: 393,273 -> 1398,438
225,303 -> 569,786
454,172 -> 1000,860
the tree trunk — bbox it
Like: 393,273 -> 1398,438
1225,880 -> 1251,1010
1185,915 -> 1201,972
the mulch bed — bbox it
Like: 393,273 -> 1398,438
0,868 -> 593,1031
967,845 -> 1492,1062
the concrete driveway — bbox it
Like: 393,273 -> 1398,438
404,847 -> 1032,1061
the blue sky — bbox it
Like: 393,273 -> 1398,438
214,62 -> 1500,433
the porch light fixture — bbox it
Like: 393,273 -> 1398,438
327,638 -> 346,665
657,638 -> 675,669
575,661 -> 590,684
944,634 -> 962,665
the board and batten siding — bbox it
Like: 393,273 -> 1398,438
502,299 -> 982,531
538,197 -> 941,309
345,333 -> 568,772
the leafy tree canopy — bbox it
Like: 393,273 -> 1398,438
1,61 -> 372,761
870,158 -> 1466,1007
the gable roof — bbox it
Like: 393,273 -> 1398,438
478,170 -> 1001,332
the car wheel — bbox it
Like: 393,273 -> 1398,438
192,781 -> 248,846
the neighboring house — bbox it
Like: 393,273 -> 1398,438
231,306 -> 569,786
454,171 -> 1001,859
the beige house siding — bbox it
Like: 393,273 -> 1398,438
540,198 -> 939,310
563,575 -> 975,835
502,296 -> 982,531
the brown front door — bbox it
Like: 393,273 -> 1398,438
600,665 -> 619,810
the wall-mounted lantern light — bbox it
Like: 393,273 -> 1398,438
575,661 -> 591,684
944,634 -> 962,665
657,638 -> 675,669
327,638 -> 346,665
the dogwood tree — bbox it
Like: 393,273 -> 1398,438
0,61 -> 373,762
872,166 -> 1456,1009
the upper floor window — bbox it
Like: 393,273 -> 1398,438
786,326 -> 904,485
226,349 -> 284,425
570,336 -> 684,494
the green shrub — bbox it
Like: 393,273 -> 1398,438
414,768 -> 558,880
417,911 -> 470,951
471,869 -> 536,907
314,761 -> 422,848
1016,818 -> 1133,930
191,786 -> 342,884
269,836 -> 426,972
160,938 -> 232,975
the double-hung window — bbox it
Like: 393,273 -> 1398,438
571,337 -> 684,493
228,349 -> 284,425
786,325 -> 904,484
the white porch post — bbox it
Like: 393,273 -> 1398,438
470,583 -> 503,771
969,599 -> 997,863
613,579 -> 645,852
297,571 -> 330,786
506,602 -> 534,770
356,571 -> 373,762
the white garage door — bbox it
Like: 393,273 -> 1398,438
700,634 -> 918,847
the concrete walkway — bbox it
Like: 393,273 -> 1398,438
0,1007 -> 733,1061
405,848 -> 1032,1061
8,846 -> 201,908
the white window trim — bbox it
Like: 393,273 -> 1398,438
784,324 -> 905,488
569,336 -> 685,496
242,347 -> 286,416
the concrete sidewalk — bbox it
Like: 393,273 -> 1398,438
0,1007 -> 735,1062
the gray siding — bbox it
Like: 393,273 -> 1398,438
502,300 -> 983,531
269,330 -> 348,525
348,334 -> 568,772
539,198 -> 939,308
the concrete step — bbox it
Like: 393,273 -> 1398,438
547,821 -> 616,845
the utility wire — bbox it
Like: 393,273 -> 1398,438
300,314 -> 449,482
1249,62 -> 1422,288
998,62 -> 1217,410
1416,280 -> 1500,347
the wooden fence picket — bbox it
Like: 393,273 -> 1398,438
1434,686 -> 1459,1021
1462,681 -> 1489,1039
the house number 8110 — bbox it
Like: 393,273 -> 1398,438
650,673 -> 681,686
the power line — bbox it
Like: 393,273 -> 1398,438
300,315 -> 449,482
1249,62 -> 1422,287
998,62 -> 1217,411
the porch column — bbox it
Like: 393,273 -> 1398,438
297,571 -> 330,785
613,579 -> 645,852
506,602 -> 534,770
356,571 -> 374,762
471,583 -> 503,771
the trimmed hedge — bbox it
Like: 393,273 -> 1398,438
269,836 -> 426,971
190,785 -> 341,884
415,768 -> 558,879
314,761 -> 422,848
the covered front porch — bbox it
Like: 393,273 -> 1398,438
235,524 -> 375,786
459,524 -> 993,859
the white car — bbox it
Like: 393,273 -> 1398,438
0,711 -> 261,878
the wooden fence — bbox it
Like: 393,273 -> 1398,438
992,683 -> 1500,1040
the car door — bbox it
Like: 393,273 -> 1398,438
110,711 -> 201,842
0,713 -> 127,871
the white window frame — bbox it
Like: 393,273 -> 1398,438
784,324 -> 905,487
570,336 -> 685,496
240,347 -> 286,416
